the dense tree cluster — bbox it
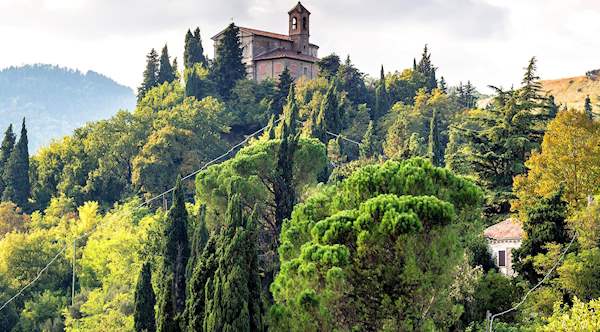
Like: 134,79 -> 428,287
4,17 -> 600,332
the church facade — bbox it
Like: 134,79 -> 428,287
211,2 -> 319,82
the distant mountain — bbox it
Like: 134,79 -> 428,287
0,64 -> 136,152
541,74 -> 600,111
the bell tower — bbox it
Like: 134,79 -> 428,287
288,2 -> 310,54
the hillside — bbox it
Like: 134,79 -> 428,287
0,64 -> 136,152
541,74 -> 600,110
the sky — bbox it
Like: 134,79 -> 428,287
1,0 -> 599,93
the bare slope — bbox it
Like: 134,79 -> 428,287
542,75 -> 600,110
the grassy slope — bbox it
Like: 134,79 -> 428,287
542,75 -> 600,110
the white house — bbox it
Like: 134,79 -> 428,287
484,218 -> 524,276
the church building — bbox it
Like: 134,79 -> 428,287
211,2 -> 320,82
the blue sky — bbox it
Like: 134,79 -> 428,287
1,0 -> 598,93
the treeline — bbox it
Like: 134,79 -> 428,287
2,20 -> 600,332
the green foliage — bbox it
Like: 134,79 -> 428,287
539,298 -> 600,332
416,44 -> 438,92
274,67 -> 294,114
14,290 -> 66,332
428,109 -> 443,166
513,191 -> 569,284
461,271 -> 519,326
3,118 -> 30,209
138,49 -> 160,101
334,56 -> 369,106
374,65 -> 390,119
0,124 -> 15,195
211,23 -> 246,99
184,63 -> 214,101
157,177 -> 189,332
184,28 -> 207,69
157,45 -> 176,85
203,195 -> 264,332
226,79 -> 275,132
271,158 -> 483,331
134,262 -> 156,332
359,121 -> 376,159
316,54 -> 341,80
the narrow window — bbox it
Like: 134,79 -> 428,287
498,250 -> 506,267
302,17 -> 307,29
304,67 -> 308,76
292,17 -> 297,30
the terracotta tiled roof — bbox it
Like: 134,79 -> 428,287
212,26 -> 292,41
240,27 -> 292,41
484,218 -> 524,240
254,49 -> 319,63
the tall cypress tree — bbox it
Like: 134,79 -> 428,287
585,95 -> 593,120
0,125 -> 16,195
359,121 -> 376,159
157,177 -> 189,332
203,195 -> 263,332
439,76 -> 448,94
274,67 -> 294,115
274,85 -> 299,228
374,65 -> 389,119
2,119 -> 29,209
319,80 -> 342,136
138,49 -> 160,101
417,44 -> 437,92
211,23 -> 246,99
184,28 -> 207,69
157,44 -> 176,85
428,109 -> 443,167
186,204 -> 209,281
134,262 -> 157,332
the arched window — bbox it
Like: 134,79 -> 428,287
302,17 -> 307,29
292,17 -> 297,30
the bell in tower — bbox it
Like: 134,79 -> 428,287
288,2 -> 310,55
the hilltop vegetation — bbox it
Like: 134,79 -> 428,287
1,22 -> 600,332
0,64 -> 135,152
541,74 -> 600,111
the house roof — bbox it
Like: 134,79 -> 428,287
484,218 -> 524,240
254,49 -> 319,63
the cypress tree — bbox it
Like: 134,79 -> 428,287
319,80 -> 342,135
134,262 -> 157,332
428,109 -> 443,167
211,23 -> 246,99
359,121 -> 376,159
439,76 -> 448,93
545,95 -> 559,120
157,44 -> 176,84
138,49 -> 160,101
417,45 -> 437,92
374,65 -> 389,119
185,235 -> 218,332
0,125 -> 16,195
157,176 -> 189,332
261,114 -> 277,140
274,67 -> 294,115
184,28 -> 207,69
186,204 -> 208,281
203,195 -> 263,332
274,85 -> 299,228
2,119 -> 29,209
171,57 -> 179,81
184,64 -> 214,100
585,95 -> 593,120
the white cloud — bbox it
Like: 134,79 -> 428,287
0,0 -> 597,94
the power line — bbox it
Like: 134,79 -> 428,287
0,118 -> 281,313
488,233 -> 577,332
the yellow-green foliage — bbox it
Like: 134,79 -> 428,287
539,298 -> 600,332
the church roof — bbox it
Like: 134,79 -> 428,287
254,48 -> 319,63
288,2 -> 310,14
484,218 -> 524,240
212,26 -> 292,42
